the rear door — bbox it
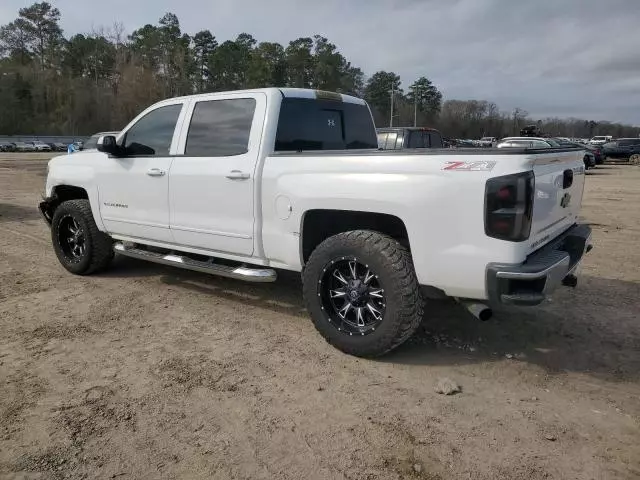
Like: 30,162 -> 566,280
529,150 -> 585,251
169,92 -> 266,256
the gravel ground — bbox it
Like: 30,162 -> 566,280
0,153 -> 639,480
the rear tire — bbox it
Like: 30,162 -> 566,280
51,199 -> 114,275
302,230 -> 424,357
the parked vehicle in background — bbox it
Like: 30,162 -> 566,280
452,139 -> 476,148
520,125 -> 542,137
73,140 -> 85,151
39,87 -> 591,357
553,138 -> 596,169
14,142 -> 35,152
31,141 -> 52,152
478,137 -> 497,147
589,136 -> 612,146
376,127 -> 443,150
589,145 -> 604,165
497,137 -> 560,149
0,142 -> 17,152
602,138 -> 640,161
50,142 -> 68,152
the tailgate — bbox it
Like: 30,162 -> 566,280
529,150 -> 585,252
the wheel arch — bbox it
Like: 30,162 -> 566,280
300,209 -> 410,264
41,184 -> 105,231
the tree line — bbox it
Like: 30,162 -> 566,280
1,2 -> 638,139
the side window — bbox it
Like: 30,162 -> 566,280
123,104 -> 182,156
185,98 -> 256,156
430,133 -> 443,148
407,132 -> 422,148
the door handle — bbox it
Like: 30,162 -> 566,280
226,170 -> 250,180
146,168 -> 166,177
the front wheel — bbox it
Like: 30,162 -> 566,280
630,154 -> 640,165
303,231 -> 424,357
51,199 -> 114,275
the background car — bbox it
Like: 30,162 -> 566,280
497,137 -> 560,148
376,127 -> 443,150
478,136 -> 497,147
0,142 -> 17,152
589,135 -> 612,146
553,138 -> 597,169
589,145 -> 605,165
28,141 -> 52,152
452,139 -> 476,148
602,138 -> 640,161
14,142 -> 34,152
50,142 -> 67,152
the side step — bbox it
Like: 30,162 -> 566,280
113,243 -> 277,283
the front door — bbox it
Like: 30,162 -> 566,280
98,102 -> 184,243
168,93 -> 266,256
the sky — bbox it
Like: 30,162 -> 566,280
2,0 -> 640,125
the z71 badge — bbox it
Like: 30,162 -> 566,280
443,161 -> 497,171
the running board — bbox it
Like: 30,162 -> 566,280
113,243 -> 277,283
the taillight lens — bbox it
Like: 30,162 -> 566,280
485,171 -> 534,241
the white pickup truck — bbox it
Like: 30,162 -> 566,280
39,88 -> 592,357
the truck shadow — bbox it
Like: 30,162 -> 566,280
385,275 -> 640,383
0,202 -> 42,223
103,258 -> 640,383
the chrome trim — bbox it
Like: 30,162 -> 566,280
113,243 -> 276,282
169,224 -> 252,239
496,253 -> 570,281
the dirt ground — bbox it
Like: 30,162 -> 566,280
0,153 -> 638,480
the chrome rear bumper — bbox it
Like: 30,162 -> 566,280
487,224 -> 592,306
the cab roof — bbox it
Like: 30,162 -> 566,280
163,88 -> 366,106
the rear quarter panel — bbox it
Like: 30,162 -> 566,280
261,151 -> 534,299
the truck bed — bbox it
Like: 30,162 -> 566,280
270,146 -> 586,156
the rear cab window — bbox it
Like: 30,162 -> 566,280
275,98 -> 377,151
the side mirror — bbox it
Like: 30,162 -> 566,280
98,135 -> 120,156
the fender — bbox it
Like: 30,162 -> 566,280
41,156 -> 105,231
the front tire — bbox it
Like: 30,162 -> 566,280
51,199 -> 114,275
630,154 -> 640,165
303,231 -> 424,357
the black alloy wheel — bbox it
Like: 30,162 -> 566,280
319,258 -> 386,336
56,214 -> 86,263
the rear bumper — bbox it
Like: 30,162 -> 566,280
487,224 -> 592,306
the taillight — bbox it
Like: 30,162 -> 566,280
485,171 -> 534,241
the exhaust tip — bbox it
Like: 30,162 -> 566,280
477,307 -> 493,322
457,299 -> 493,321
